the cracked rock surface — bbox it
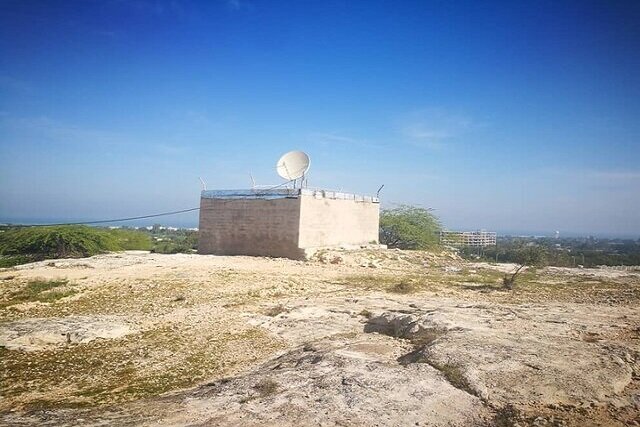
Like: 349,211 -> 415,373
1,250 -> 639,426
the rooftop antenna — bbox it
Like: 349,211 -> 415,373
376,184 -> 385,198
276,150 -> 310,189
198,177 -> 207,191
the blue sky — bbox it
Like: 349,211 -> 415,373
1,0 -> 639,236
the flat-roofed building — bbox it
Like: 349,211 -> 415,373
440,230 -> 497,247
198,188 -> 380,259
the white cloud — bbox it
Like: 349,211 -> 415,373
399,108 -> 475,149
308,132 -> 359,145
307,132 -> 388,150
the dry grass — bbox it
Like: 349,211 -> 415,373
358,309 -> 373,319
0,325 -> 283,411
1,278 -> 76,308
426,360 -> 476,397
264,304 -> 289,317
254,379 -> 279,397
338,274 -> 436,294
389,280 -> 419,294
240,379 -> 280,403
493,404 -> 522,427
2,250 -> 638,421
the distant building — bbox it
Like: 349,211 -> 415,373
440,230 -> 497,247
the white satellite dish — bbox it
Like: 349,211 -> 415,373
276,150 -> 310,181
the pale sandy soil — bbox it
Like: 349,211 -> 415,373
1,250 -> 639,426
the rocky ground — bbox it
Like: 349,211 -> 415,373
1,249 -> 639,426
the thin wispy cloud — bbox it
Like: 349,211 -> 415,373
225,0 -> 252,11
308,132 -> 359,145
0,114 -> 193,157
399,108 -> 475,149
0,115 -> 120,146
184,110 -> 221,128
307,132 -> 384,149
107,0 -> 189,18
588,170 -> 640,181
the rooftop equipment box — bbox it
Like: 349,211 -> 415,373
198,189 -> 380,259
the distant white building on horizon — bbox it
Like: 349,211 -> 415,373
440,230 -> 497,247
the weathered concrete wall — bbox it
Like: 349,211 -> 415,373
198,197 -> 303,259
198,191 -> 380,259
298,196 -> 380,249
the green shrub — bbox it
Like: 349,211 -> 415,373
379,205 -> 441,249
151,241 -> 195,254
150,231 -> 197,254
0,255 -> 32,268
0,226 -> 151,265
502,245 -> 548,289
108,229 -> 152,251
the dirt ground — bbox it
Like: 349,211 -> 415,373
1,249 -> 639,426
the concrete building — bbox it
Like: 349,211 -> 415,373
440,230 -> 497,247
198,188 -> 380,259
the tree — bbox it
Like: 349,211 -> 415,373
379,205 -> 441,249
502,245 -> 548,289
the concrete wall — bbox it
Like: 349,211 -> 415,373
298,196 -> 380,249
198,197 -> 303,259
198,192 -> 380,259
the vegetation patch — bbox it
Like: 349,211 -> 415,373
339,274 -> 437,294
464,235 -> 640,268
0,226 -> 151,266
0,255 -> 32,268
396,327 -> 448,365
240,379 -> 280,403
493,404 -> 523,427
426,360 -> 477,397
0,325 -> 283,411
358,309 -> 373,319
148,226 -> 198,254
264,304 -> 289,317
379,205 -> 441,249
254,378 -> 279,396
1,278 -> 76,308
410,328 -> 447,348
389,280 -> 420,294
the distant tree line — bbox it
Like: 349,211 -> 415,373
463,236 -> 640,267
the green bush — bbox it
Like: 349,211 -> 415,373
0,226 -> 151,265
0,255 -> 32,268
108,228 -> 153,251
150,230 -> 197,254
379,205 -> 441,249
502,245 -> 549,289
151,241 -> 195,254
